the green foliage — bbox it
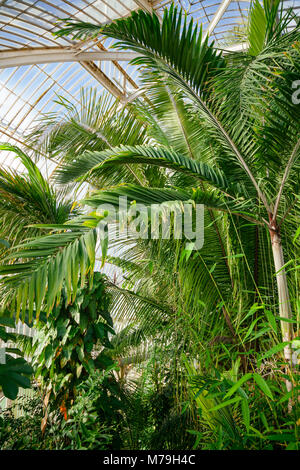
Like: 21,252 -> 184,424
0,219 -> 100,320
45,369 -> 125,450
0,356 -> 33,400
0,143 -> 74,254
0,1 -> 299,452
186,363 -> 300,450
31,273 -> 115,413
28,88 -> 148,188
0,382 -> 116,450
0,316 -> 33,400
0,396 -> 53,450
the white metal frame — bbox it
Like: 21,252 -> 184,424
0,48 -> 138,69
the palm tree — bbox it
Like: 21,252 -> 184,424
0,144 -> 74,250
55,1 -> 300,376
0,142 -> 171,367
0,1 -> 299,402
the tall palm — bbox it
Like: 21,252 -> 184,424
55,2 -> 300,369
0,2 -> 299,395
24,89 -> 241,357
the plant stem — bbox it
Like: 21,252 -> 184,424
268,217 -> 294,397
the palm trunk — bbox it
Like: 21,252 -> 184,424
269,221 -> 293,394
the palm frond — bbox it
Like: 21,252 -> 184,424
0,219 -> 100,321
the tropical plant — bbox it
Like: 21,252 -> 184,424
0,314 -> 33,400
0,0 -> 299,450
26,272 -> 115,429
0,143 -> 74,252
51,0 -> 300,388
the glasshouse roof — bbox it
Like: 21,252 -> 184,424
0,0 -> 299,174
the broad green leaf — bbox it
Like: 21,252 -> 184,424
253,373 -> 274,400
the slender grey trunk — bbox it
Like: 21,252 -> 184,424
269,221 -> 294,395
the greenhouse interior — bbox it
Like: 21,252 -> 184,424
0,0 -> 299,453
